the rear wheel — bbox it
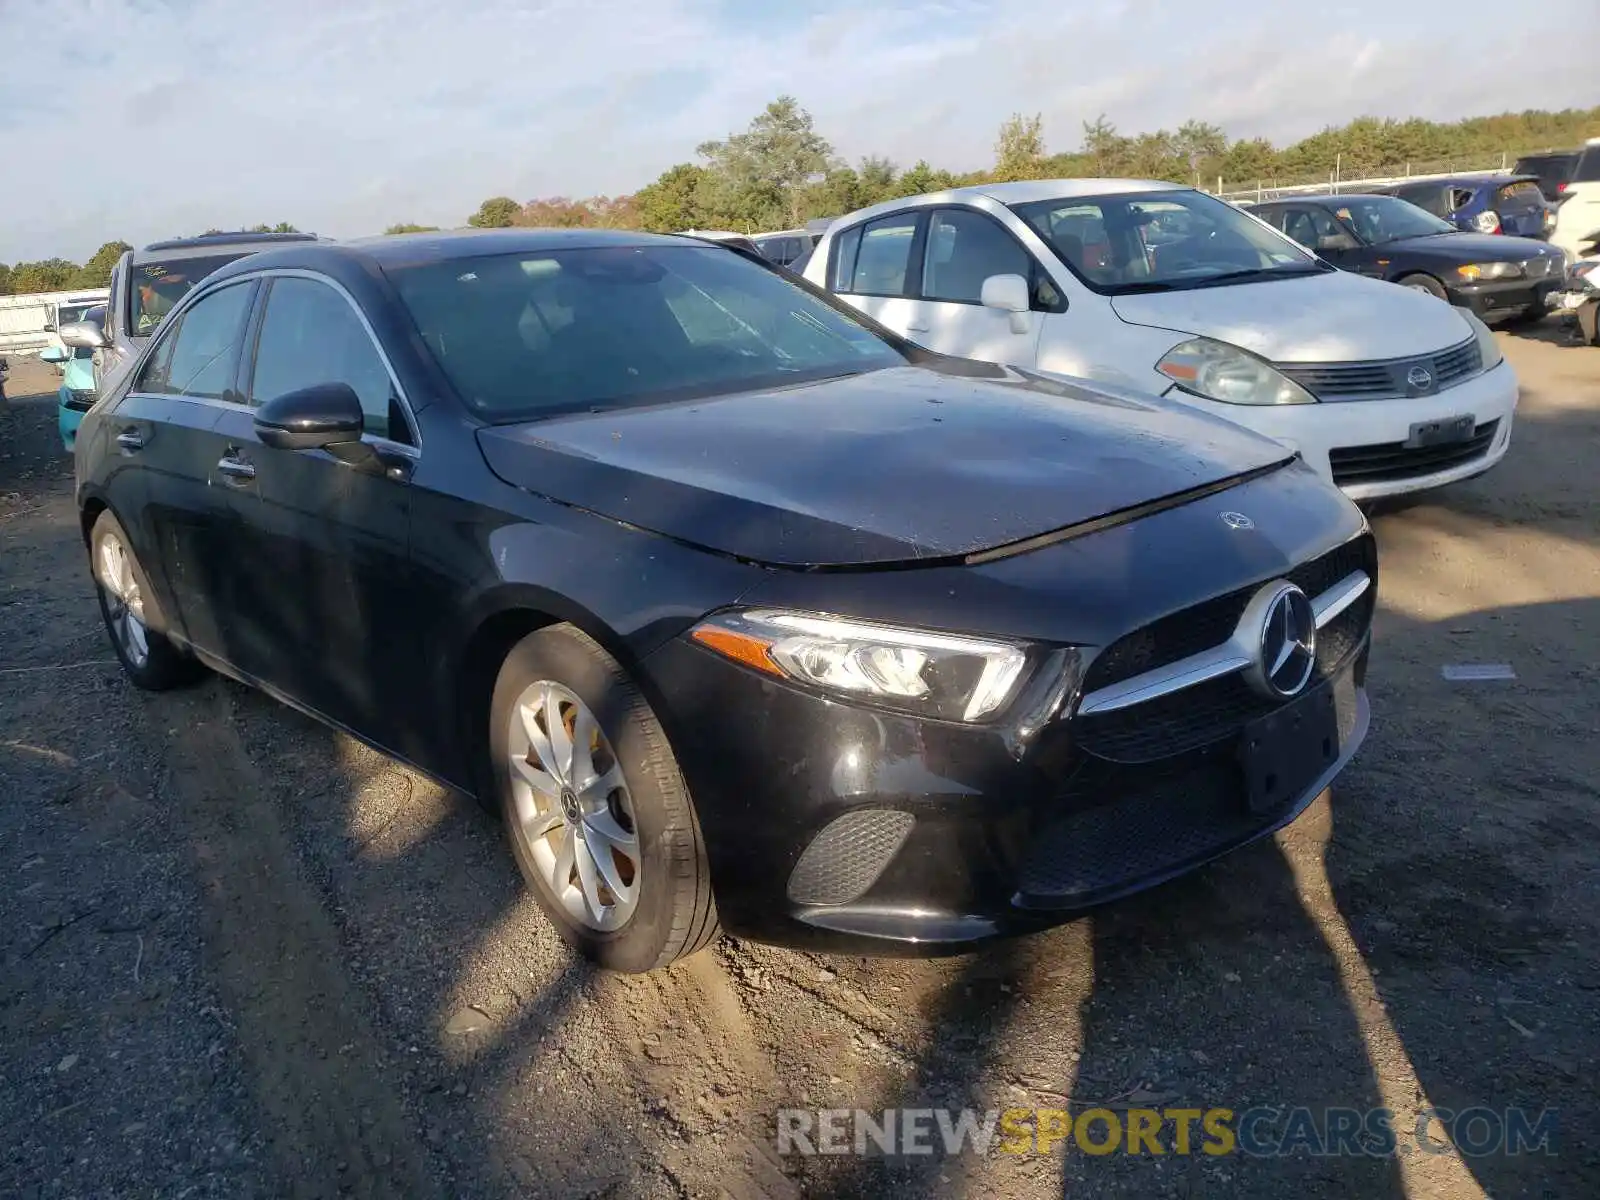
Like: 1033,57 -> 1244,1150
89,511 -> 205,690
1397,273 -> 1448,301
489,624 -> 719,972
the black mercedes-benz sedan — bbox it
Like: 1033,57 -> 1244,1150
1252,193 -> 1566,323
73,229 -> 1375,971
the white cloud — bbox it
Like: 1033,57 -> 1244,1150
1,0 -> 1595,260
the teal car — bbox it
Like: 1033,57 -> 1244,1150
42,303 -> 106,451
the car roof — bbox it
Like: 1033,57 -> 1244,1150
822,178 -> 1187,229
192,227 -> 727,285
135,231 -> 324,261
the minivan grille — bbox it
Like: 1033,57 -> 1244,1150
1278,337 -> 1483,401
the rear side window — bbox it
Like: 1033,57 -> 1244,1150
249,277 -> 410,444
1449,188 -> 1475,212
135,281 -> 255,399
1393,184 -> 1447,218
1575,147 -> 1600,183
832,213 -> 921,296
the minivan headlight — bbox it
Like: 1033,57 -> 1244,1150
690,609 -> 1030,722
1460,309 -> 1504,371
1155,337 -> 1315,406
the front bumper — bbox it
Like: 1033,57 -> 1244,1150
1165,359 -> 1518,501
1452,277 -> 1560,320
57,391 -> 89,451
642,567 -> 1373,954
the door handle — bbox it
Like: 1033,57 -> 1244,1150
116,429 -> 145,451
216,455 -> 256,482
906,323 -> 930,333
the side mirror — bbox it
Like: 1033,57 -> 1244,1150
59,320 -> 109,349
980,273 -> 1032,334
255,382 -> 365,451
40,346 -> 69,363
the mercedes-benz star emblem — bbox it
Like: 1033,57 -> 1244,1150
1406,365 -> 1435,395
1251,584 -> 1317,698
1220,511 -> 1254,530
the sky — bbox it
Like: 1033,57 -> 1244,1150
2,0 -> 1597,263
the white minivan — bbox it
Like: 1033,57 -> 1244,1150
802,180 -> 1518,499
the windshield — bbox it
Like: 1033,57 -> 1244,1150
129,253 -> 250,335
1008,189 -> 1323,294
55,303 -> 97,328
389,244 -> 906,422
1329,196 -> 1455,244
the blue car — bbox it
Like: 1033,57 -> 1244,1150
41,303 -> 106,450
1376,175 -> 1556,240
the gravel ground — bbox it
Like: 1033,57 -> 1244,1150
2,328 -> 1597,1199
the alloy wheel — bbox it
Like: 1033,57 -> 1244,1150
507,680 -> 642,931
97,533 -> 150,669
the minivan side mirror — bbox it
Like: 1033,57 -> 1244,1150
255,382 -> 365,452
59,320 -> 109,349
980,273 -> 1032,334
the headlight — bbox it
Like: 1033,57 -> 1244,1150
690,609 -> 1030,722
1155,337 -> 1315,406
1456,262 -> 1522,282
1460,309 -> 1504,371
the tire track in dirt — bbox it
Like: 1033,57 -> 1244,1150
149,685 -> 442,1199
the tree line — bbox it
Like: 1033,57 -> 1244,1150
7,101 -> 1597,291
450,99 -> 1600,236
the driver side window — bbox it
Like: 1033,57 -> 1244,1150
249,277 -> 412,445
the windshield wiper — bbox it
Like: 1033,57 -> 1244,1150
1196,265 -> 1328,286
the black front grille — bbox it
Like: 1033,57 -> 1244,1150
1278,338 -> 1482,400
1082,535 -> 1373,695
1020,671 -> 1361,900
1329,420 -> 1499,486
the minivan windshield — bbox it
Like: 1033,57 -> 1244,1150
1008,189 -> 1325,294
389,244 -> 906,422
129,253 -> 251,335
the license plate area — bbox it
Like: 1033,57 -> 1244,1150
1405,414 -> 1474,449
1237,687 -> 1341,815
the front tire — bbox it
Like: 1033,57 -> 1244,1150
1397,273 -> 1448,301
489,624 -> 719,972
89,511 -> 205,691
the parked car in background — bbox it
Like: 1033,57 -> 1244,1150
68,232 -> 323,393
753,227 -> 818,267
41,303 -> 105,450
678,229 -> 762,256
1549,138 -> 1600,261
73,229 -> 1374,971
1550,227 -> 1600,346
42,293 -> 111,364
1253,193 -> 1566,323
1513,150 -> 1580,203
1373,175 -> 1555,239
803,179 -> 1518,500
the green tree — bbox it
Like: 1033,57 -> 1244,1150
895,160 -> 956,198
467,196 -> 521,228
993,112 -> 1046,181
0,263 -> 11,296
70,240 -> 132,288
246,222 -> 301,233
384,222 -> 440,234
9,259 -> 78,293
634,164 -> 711,232
697,96 -> 833,228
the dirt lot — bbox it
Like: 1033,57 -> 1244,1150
2,330 -> 1597,1200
